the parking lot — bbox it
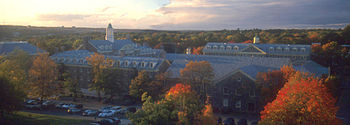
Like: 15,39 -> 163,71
23,99 -> 134,125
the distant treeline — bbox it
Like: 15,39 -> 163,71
1,25 -> 349,55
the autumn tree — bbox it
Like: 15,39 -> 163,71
63,72 -> 81,102
0,49 -> 32,93
86,53 -> 114,101
180,61 -> 214,100
166,83 -> 203,124
256,65 -> 296,106
192,46 -> 204,55
28,53 -> 59,100
129,71 -> 163,102
259,72 -> 340,125
196,102 -> 217,125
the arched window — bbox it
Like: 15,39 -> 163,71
226,46 -> 232,50
234,46 -> 239,51
213,45 -> 218,49
220,46 -> 225,50
269,47 -> 274,52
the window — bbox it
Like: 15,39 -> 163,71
206,46 -> 211,49
220,46 -> 225,50
235,100 -> 241,108
213,45 -> 218,49
141,62 -> 145,67
276,47 -> 282,51
235,89 -> 242,96
249,89 -> 256,97
269,47 -> 274,52
237,77 -> 241,82
234,46 -> 239,51
223,99 -> 228,107
226,46 -> 232,50
284,47 -> 289,52
300,48 -> 306,52
223,88 -> 230,95
132,61 -> 138,67
292,47 -> 298,52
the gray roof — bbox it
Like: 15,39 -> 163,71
113,39 -> 135,50
165,54 -> 291,82
294,61 -> 329,77
51,50 -> 165,71
203,43 -> 311,56
0,41 -> 45,55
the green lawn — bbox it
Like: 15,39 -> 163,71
4,111 -> 93,125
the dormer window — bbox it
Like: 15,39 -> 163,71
220,46 -> 225,50
206,46 -> 211,49
223,88 -> 230,95
237,77 -> 242,82
141,62 -> 145,67
234,46 -> 239,51
105,45 -> 109,50
276,47 -> 282,51
226,46 -> 232,50
99,45 -> 104,49
300,48 -> 306,52
292,47 -> 298,52
284,47 -> 289,52
213,45 -> 218,49
269,47 -> 274,52
132,61 -> 138,67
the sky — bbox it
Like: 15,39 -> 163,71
0,0 -> 350,30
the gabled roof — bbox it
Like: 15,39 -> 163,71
203,43 -> 311,56
294,61 -> 329,77
0,41 -> 45,55
50,50 -> 165,71
165,54 -> 291,82
113,39 -> 134,50
239,65 -> 279,80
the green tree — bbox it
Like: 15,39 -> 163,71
73,39 -> 84,49
129,71 -> 151,102
63,72 -> 81,102
0,49 -> 32,93
0,75 -> 25,122
28,53 -> 59,100
102,68 -> 126,102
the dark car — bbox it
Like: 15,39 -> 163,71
224,117 -> 235,125
98,118 -> 119,125
83,109 -> 99,116
42,100 -> 56,109
67,108 -> 82,114
238,118 -> 247,125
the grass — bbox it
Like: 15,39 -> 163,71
3,111 -> 93,125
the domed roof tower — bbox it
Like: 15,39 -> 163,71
105,23 -> 114,43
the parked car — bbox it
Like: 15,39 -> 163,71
223,117 -> 235,125
55,102 -> 66,109
98,110 -> 116,118
115,108 -> 127,114
83,109 -> 99,116
67,108 -> 82,114
99,106 -> 112,112
110,117 -> 121,124
111,106 -> 121,110
97,118 -> 119,125
24,104 -> 41,110
42,100 -> 55,109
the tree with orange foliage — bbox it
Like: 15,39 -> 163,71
259,72 -> 340,125
28,53 -> 59,100
192,46 -> 204,55
257,65 -> 296,106
86,53 -> 114,101
180,61 -> 214,100
166,83 -> 203,125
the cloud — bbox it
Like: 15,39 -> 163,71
36,14 -> 91,22
145,0 -> 350,30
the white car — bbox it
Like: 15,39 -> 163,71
98,110 -> 116,118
